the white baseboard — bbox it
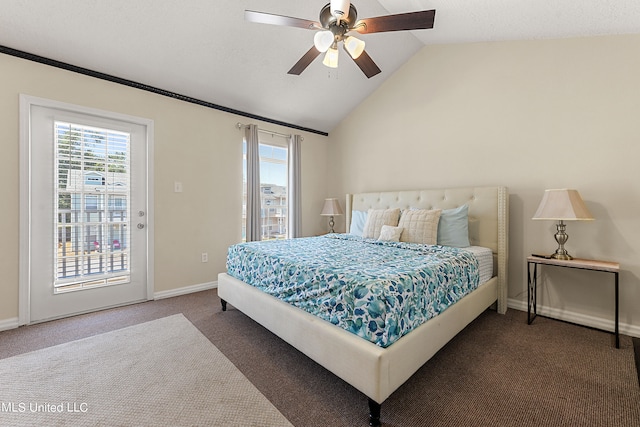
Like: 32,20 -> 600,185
1,283 -> 217,331
4,292 -> 636,338
0,317 -> 19,332
507,298 -> 640,339
153,281 -> 217,300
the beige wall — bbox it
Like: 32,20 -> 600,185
3,33 -> 638,336
328,34 -> 640,336
0,53 -> 328,323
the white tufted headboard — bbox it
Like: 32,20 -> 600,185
345,186 -> 509,314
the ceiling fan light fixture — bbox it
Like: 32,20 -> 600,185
245,3 -> 436,78
322,45 -> 339,68
313,30 -> 334,53
344,35 -> 365,59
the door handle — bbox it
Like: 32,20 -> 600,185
137,223 -> 145,229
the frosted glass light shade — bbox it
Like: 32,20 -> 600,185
344,36 -> 365,59
314,30 -> 334,53
323,46 -> 339,68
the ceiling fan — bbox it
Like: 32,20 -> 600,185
245,0 -> 436,78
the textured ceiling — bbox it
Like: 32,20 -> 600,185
1,1 -> 639,134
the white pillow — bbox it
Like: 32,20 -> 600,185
349,210 -> 368,236
398,209 -> 442,244
378,225 -> 403,242
362,208 -> 401,239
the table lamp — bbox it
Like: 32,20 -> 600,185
320,198 -> 343,233
532,189 -> 594,260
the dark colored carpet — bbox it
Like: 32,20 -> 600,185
1,289 -> 638,427
635,337 -> 640,387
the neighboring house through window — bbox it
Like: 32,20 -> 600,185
242,136 -> 289,241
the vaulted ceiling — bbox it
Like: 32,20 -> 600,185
1,1 -> 638,134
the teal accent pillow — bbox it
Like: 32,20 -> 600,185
437,205 -> 470,247
349,210 -> 367,236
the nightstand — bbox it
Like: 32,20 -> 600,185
527,255 -> 620,348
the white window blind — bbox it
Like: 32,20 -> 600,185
54,121 -> 131,293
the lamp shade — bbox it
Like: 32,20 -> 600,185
532,189 -> 594,221
320,198 -> 344,216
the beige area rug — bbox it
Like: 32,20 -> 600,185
0,314 -> 293,427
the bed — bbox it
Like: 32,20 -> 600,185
218,186 -> 509,426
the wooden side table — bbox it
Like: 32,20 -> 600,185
527,255 -> 620,348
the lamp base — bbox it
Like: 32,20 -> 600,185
551,252 -> 573,261
552,220 -> 572,260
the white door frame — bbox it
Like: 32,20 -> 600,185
18,94 -> 155,325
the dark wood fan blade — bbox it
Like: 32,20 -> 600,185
354,9 -> 435,34
245,10 -> 321,30
288,46 -> 322,75
351,49 -> 381,78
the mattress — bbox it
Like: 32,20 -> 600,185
226,235 -> 490,347
462,246 -> 493,284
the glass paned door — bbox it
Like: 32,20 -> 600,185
24,99 -> 150,324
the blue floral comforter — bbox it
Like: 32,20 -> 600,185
226,234 -> 480,348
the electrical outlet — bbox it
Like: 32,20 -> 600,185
174,181 -> 183,193
201,252 -> 208,263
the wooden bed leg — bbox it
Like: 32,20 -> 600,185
221,299 -> 227,311
368,398 -> 381,427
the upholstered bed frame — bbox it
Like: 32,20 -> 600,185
218,186 -> 509,426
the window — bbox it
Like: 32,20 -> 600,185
242,137 -> 289,241
55,121 -> 131,292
